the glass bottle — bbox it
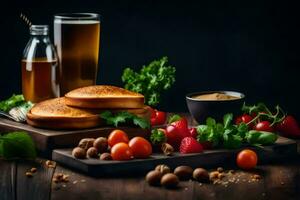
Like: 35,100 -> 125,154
22,25 -> 59,103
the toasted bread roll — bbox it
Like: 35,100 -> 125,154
64,85 -> 144,109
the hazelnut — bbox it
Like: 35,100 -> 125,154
161,143 -> 174,156
45,160 -> 56,168
193,168 -> 209,183
217,167 -> 224,173
100,153 -> 112,160
209,171 -> 219,180
93,137 -> 108,153
174,166 -> 193,180
155,164 -> 171,175
87,147 -> 98,158
72,147 -> 86,159
145,170 -> 162,186
160,173 -> 179,188
30,167 -> 37,173
78,138 -> 95,150
25,172 -> 33,177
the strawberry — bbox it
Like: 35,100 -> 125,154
189,127 -> 197,138
171,117 -> 190,138
166,125 -> 181,149
180,137 -> 203,154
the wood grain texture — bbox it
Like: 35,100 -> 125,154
0,160 -> 16,200
15,159 -> 55,200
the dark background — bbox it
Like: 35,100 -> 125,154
1,0 -> 300,117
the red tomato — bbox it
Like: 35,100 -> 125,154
108,130 -> 129,147
111,142 -> 133,161
235,114 -> 254,128
276,115 -> 300,138
236,149 -> 258,170
128,137 -> 152,159
150,110 -> 166,126
254,121 -> 274,132
149,107 -> 156,119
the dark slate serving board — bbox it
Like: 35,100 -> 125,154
0,118 -> 149,156
52,136 -> 297,176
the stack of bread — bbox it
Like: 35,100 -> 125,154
26,85 -> 151,129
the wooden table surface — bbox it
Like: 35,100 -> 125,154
1,114 -> 300,200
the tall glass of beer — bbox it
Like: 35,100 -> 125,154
54,13 -> 100,95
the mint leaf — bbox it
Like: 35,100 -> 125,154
132,116 -> 150,129
100,111 -> 150,129
206,117 -> 216,127
223,113 -> 233,129
167,114 -> 182,124
0,132 -> 36,159
223,132 -> 242,149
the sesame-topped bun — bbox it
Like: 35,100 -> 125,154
64,85 -> 145,109
27,98 -> 102,129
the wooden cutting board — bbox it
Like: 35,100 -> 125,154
0,118 -> 149,156
52,136 -> 297,176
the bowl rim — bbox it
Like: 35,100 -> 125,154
186,91 -> 245,102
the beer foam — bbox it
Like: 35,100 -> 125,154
54,19 -> 100,24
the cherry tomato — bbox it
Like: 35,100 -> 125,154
276,115 -> 300,138
254,121 -> 274,132
236,149 -> 258,170
149,107 -> 156,119
108,130 -> 129,147
111,142 -> 133,161
235,114 -> 254,128
128,137 -> 152,159
150,110 -> 166,126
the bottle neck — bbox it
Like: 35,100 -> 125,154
30,25 -> 49,36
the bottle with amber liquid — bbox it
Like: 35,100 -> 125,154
22,25 -> 59,103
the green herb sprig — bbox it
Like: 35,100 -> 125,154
121,57 -> 176,107
196,113 -> 278,149
100,111 -> 150,129
0,94 -> 28,112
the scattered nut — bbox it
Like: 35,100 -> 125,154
78,138 -> 95,150
209,171 -> 220,180
45,160 -> 56,168
174,166 -> 193,180
54,173 -> 63,181
253,174 -> 261,180
100,152 -> 112,160
155,164 -> 171,175
228,170 -> 235,174
30,168 -> 37,173
72,147 -> 86,159
62,175 -> 69,182
93,137 -> 108,153
218,173 -> 225,179
217,167 -> 224,173
193,168 -> 209,183
161,143 -> 174,156
146,170 -> 162,186
53,177 -> 59,183
87,147 -> 98,158
161,173 -> 179,188
25,172 -> 33,177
